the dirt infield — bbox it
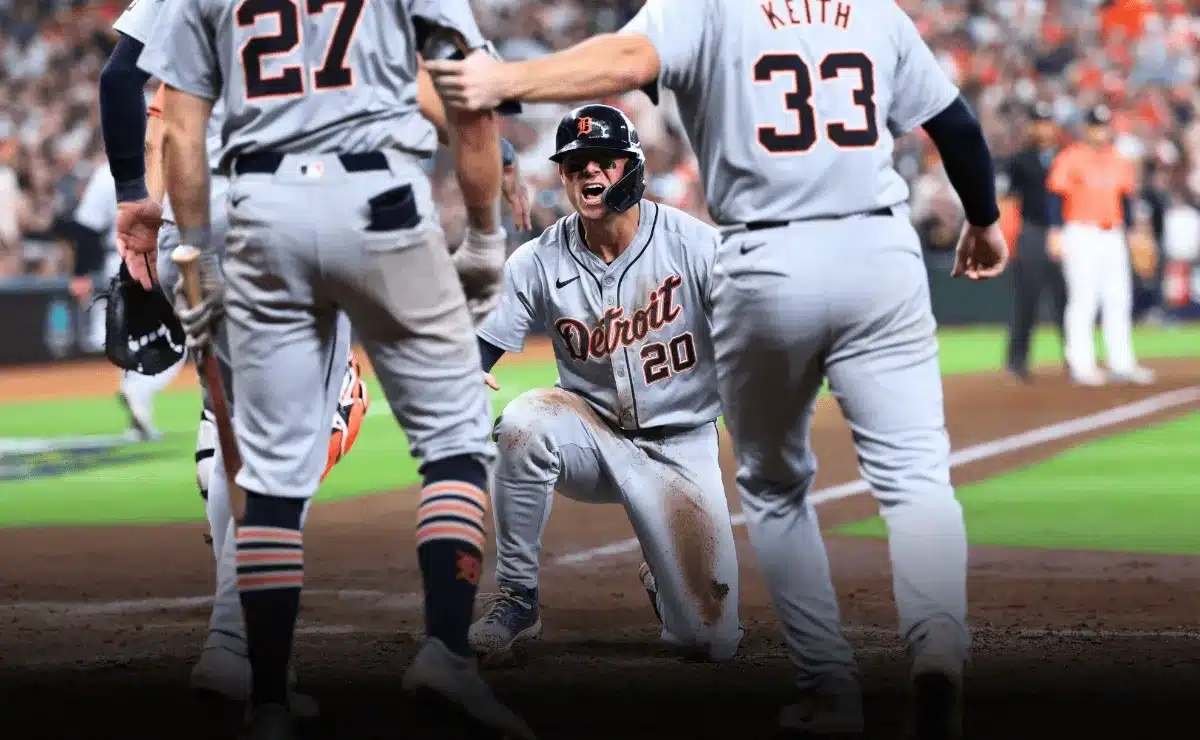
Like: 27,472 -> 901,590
1,348 -> 1198,739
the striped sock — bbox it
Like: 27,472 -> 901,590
237,522 -> 303,707
416,456 -> 489,657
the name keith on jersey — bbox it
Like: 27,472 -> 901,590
555,275 -> 684,362
761,0 -> 853,30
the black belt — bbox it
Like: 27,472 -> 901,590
233,151 -> 389,175
742,206 -> 894,231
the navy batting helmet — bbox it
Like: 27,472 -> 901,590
549,104 -> 645,213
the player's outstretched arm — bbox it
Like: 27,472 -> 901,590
427,33 -> 660,111
921,97 -> 1010,280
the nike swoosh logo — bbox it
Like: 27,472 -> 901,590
739,241 -> 766,255
556,276 -> 580,289
231,195 -> 248,208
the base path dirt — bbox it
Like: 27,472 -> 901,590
0,352 -> 1197,739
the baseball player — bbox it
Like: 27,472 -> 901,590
104,0 -> 366,716
73,159 -> 184,440
427,2 -> 1010,737
134,1 -> 534,738
1046,104 -> 1156,386
468,104 -> 743,664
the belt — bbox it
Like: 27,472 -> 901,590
1069,221 -> 1118,231
741,206 -> 894,231
232,151 -> 390,175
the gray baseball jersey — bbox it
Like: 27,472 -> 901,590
115,0 -> 225,177
479,201 -> 720,431
134,0 -> 480,170
620,0 -> 959,224
74,163 -> 118,252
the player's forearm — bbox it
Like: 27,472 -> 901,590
99,34 -> 153,202
920,96 -> 1000,228
500,33 -> 658,102
161,88 -> 213,246
144,112 -> 167,204
417,59 -> 451,147
448,108 -> 502,234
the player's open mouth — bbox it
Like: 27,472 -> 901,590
581,184 -> 605,202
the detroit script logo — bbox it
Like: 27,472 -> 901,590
554,275 -> 699,385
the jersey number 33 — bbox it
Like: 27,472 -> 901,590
237,0 -> 365,100
753,51 -> 879,154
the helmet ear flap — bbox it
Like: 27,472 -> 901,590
601,152 -> 646,213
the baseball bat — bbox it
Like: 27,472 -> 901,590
172,245 -> 246,521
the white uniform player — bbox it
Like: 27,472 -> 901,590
468,104 -> 743,663
111,0 -> 363,716
425,1 -> 1011,737
74,160 -> 185,440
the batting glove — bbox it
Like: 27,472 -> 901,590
453,226 -> 507,325
172,248 -> 226,351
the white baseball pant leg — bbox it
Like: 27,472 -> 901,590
1061,224 -> 1139,376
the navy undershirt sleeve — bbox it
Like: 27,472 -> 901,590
479,337 -> 505,373
920,96 -> 1001,228
99,34 -> 153,202
1121,194 -> 1135,229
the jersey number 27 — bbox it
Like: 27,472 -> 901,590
237,0 -> 364,100
754,52 -> 878,154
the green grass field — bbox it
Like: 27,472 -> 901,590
836,411 -> 1200,555
2,324 -> 1198,552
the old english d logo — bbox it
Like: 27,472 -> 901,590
577,117 -> 593,135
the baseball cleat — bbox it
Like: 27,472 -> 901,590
402,636 -> 537,740
1069,368 -> 1107,387
904,646 -> 964,740
237,703 -> 297,740
777,684 -> 864,738
468,584 -> 542,656
1110,366 -> 1156,385
637,562 -> 663,623
190,645 -> 319,719
117,390 -> 162,441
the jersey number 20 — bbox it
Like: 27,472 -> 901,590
237,0 -> 364,100
753,52 -> 878,153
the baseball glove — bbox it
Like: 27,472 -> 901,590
321,357 -> 370,483
100,260 -> 187,375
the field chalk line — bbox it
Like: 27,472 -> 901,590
552,385 -> 1200,565
1,386 -> 1196,619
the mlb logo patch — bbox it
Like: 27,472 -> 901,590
300,162 -> 325,178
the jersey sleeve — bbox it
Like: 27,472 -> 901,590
406,0 -> 486,56
74,167 -> 116,233
618,0 -> 709,92
886,4 -> 961,136
688,219 -> 719,316
112,0 -> 161,44
476,242 -> 545,354
1046,149 -> 1077,196
136,0 -> 221,101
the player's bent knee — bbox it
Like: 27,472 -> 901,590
493,388 -> 579,454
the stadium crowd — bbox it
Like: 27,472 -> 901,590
1,0 -> 1199,294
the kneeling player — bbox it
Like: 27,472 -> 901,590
469,104 -> 743,662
